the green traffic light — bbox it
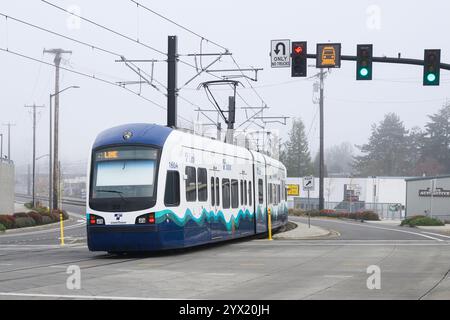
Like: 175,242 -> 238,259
359,68 -> 369,77
426,73 -> 437,83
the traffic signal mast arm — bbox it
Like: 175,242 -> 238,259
306,54 -> 450,70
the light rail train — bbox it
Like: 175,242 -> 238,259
86,123 -> 288,252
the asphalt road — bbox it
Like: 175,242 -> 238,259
0,203 -> 449,300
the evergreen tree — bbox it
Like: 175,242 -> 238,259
325,142 -> 354,175
354,113 -> 410,177
420,103 -> 450,174
281,118 -> 312,177
313,152 -> 328,177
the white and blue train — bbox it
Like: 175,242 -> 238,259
86,123 -> 288,253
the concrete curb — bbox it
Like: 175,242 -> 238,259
273,221 -> 331,240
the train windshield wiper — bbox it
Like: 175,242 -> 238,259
96,190 -> 128,203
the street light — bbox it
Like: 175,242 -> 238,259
49,85 -> 80,212
49,85 -> 79,247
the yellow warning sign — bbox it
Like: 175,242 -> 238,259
287,184 -> 300,197
317,43 -> 341,68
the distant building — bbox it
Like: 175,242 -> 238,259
405,175 -> 450,222
0,160 -> 15,214
287,176 -> 407,219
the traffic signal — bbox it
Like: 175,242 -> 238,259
423,49 -> 441,86
357,44 -> 373,80
291,42 -> 307,77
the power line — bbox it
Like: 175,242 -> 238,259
40,0 -> 206,74
41,0 -> 167,56
0,12 -> 123,58
0,47 -> 193,124
328,97 -> 448,105
0,11 -> 170,95
128,0 -> 229,53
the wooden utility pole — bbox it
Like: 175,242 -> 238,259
44,49 -> 72,210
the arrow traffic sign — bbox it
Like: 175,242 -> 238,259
303,176 -> 315,191
271,39 -> 290,68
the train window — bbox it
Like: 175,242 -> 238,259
240,180 -> 244,206
244,181 -> 248,205
276,185 -> 280,205
222,179 -> 230,209
231,180 -> 239,209
185,166 -> 197,202
248,181 -> 252,206
258,179 -> 264,204
211,177 -> 215,206
216,177 -> 220,206
198,168 -> 208,202
268,183 -> 272,204
164,171 -> 180,207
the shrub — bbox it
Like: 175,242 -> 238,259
288,208 -> 380,221
0,224 -> 5,232
14,217 -> 36,228
36,206 -> 49,215
24,202 -> 33,210
401,215 -> 444,227
13,212 -> 30,219
0,215 -> 16,229
41,216 -> 53,225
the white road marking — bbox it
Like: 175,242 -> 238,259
0,222 -> 86,238
302,218 -> 445,242
0,292 -> 180,300
421,231 -> 450,239
0,244 -> 88,250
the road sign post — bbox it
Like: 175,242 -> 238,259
303,176 -> 315,229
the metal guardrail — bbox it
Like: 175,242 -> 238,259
15,193 -> 85,207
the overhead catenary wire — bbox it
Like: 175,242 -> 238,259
0,12 -> 123,58
40,0 -> 210,73
128,0 -> 229,53
0,47 -> 194,124
0,11 -> 172,97
41,0 -> 167,56
124,0 -> 270,130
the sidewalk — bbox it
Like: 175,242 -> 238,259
417,224 -> 450,235
273,221 -> 331,240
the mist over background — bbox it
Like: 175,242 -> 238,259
1,0 -> 449,178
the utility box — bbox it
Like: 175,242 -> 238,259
0,160 -> 15,214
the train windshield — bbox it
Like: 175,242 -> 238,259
91,146 -> 159,205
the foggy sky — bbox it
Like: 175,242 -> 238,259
1,0 -> 449,171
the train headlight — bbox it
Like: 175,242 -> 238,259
88,214 -> 105,225
137,217 -> 147,224
136,213 -> 156,225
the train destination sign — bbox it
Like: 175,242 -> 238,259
271,39 -> 291,68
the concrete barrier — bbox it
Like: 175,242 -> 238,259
0,161 -> 15,214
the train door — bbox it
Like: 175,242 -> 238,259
209,167 -> 222,241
